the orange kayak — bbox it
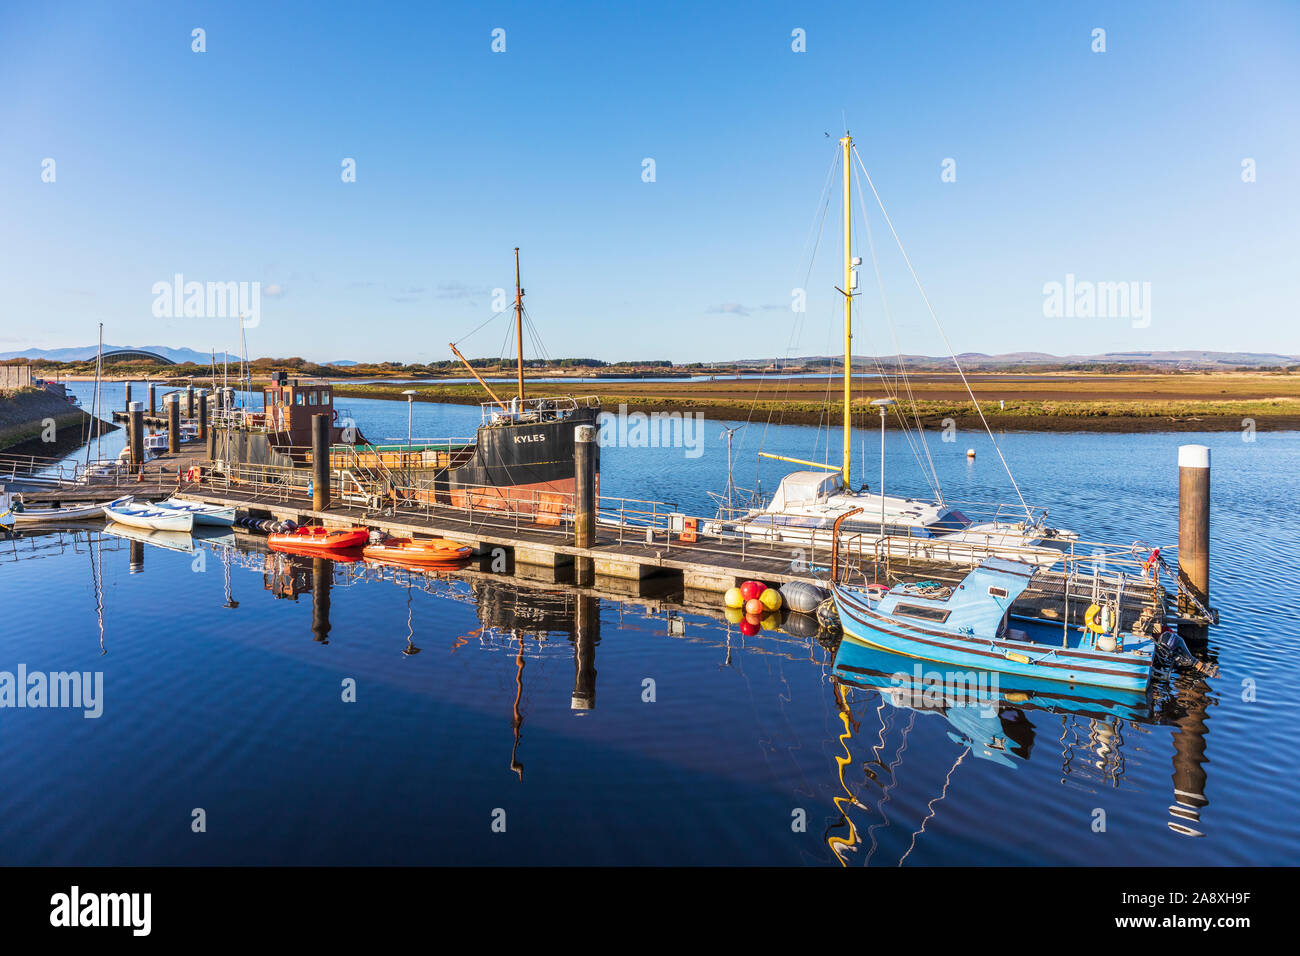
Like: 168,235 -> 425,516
268,525 -> 370,552
362,537 -> 472,565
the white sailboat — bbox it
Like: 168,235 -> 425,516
705,133 -> 1077,567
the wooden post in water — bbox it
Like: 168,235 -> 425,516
312,413 -> 331,511
197,390 -> 208,443
186,386 -> 194,420
147,382 -> 156,416
311,557 -> 332,643
166,395 -> 180,454
124,382 -> 133,414
128,401 -> 145,472
1177,444 -> 1211,618
573,424 -> 596,586
571,594 -> 598,711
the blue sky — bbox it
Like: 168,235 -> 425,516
2,0 -> 1297,363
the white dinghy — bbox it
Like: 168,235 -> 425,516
1,494 -> 129,526
103,498 -> 194,532
155,498 -> 236,526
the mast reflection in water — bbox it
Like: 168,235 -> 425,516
0,522 -> 1269,866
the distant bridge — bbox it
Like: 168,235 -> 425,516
101,349 -> 176,365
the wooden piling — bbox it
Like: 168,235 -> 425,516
312,556 -> 331,643
1178,444 -> 1210,618
147,382 -> 156,416
185,386 -> 194,419
197,390 -> 208,443
311,413 -> 331,510
571,594 -> 598,710
573,424 -> 596,586
124,381 -> 133,413
128,401 -> 145,471
166,395 -> 180,454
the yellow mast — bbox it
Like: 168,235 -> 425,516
840,134 -> 853,487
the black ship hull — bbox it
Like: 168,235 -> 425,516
447,405 -> 600,519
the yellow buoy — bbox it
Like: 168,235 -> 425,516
759,588 -> 783,612
724,587 -> 745,609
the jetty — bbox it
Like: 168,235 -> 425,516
1,429 -> 1208,639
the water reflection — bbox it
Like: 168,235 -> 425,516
2,520 -> 1230,864
827,638 -> 1216,863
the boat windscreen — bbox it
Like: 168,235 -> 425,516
931,509 -> 972,533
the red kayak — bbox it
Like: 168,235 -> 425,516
268,525 -> 370,552
267,542 -> 365,563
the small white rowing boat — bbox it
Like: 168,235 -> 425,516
1,494 -> 130,525
103,498 -> 194,532
156,498 -> 236,526
102,522 -> 197,554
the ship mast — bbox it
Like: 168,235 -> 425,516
840,134 -> 853,488
514,247 -> 525,403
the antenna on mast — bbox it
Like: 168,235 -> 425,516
720,425 -> 745,515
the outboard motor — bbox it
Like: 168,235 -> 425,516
1156,628 -> 1220,678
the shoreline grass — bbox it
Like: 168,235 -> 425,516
331,382 -> 1300,433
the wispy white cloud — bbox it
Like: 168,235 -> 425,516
436,281 -> 490,300
707,302 -> 784,316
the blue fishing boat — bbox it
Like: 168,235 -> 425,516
831,557 -> 1156,692
832,638 -> 1155,729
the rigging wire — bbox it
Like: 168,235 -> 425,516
852,160 -> 944,503
452,308 -> 510,350
748,143 -> 841,475
852,145 -> 1034,522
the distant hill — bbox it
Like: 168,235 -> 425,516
0,344 -> 238,364
6,345 -> 1297,371
733,350 -> 1300,369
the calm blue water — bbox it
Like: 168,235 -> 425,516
2,381 -> 1296,864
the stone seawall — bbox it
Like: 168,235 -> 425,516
0,387 -> 103,452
